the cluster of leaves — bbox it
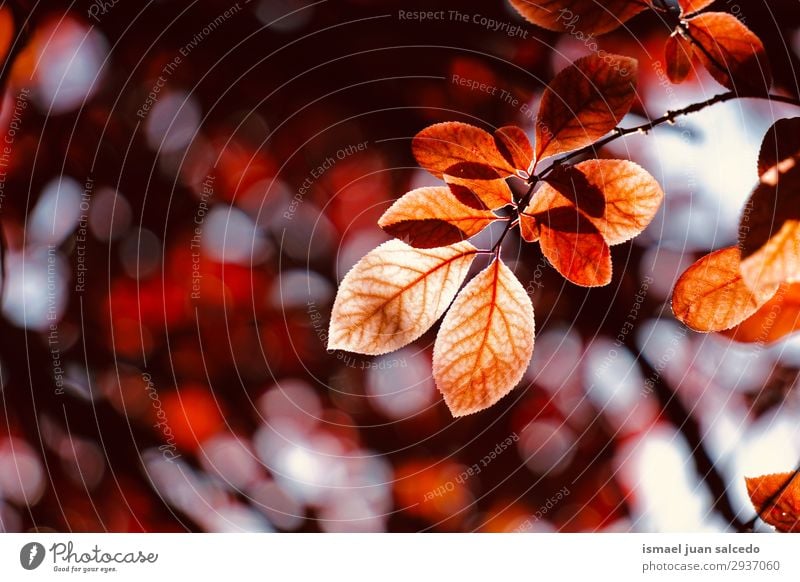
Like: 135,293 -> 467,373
672,117 -> 800,344
510,0 -> 771,94
328,0 -> 789,419
512,0 -> 800,532
663,0 -> 771,94
326,0 -> 800,531
328,53 -> 664,416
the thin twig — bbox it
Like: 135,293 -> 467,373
534,91 -> 800,182
490,91 -> 800,258
491,180 -> 536,255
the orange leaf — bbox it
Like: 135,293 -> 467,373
535,207 -> 612,287
494,126 -> 534,176
739,165 -> 800,292
723,283 -> 800,343
532,159 -> 663,245
672,246 -> 779,332
445,174 -> 514,210
508,0 -> 648,35
535,54 -> 638,162
433,259 -> 535,416
686,12 -> 772,95
519,213 -> 540,243
378,187 -> 499,249
677,0 -> 715,16
745,472 -> 800,532
665,32 -> 694,84
328,240 -> 477,355
757,117 -> 800,178
413,122 -> 516,180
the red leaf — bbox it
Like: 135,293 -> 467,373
494,125 -> 534,177
739,164 -> 800,293
508,0 -> 648,35
519,213 -> 540,243
328,240 -> 477,355
686,12 -> 772,95
739,119 -> 800,292
723,283 -> 800,343
535,54 -> 638,162
745,472 -> 800,532
378,187 -> 499,248
413,122 -> 516,180
677,0 -> 715,16
535,206 -> 612,287
664,32 -> 694,84
445,174 -> 514,210
520,159 -> 658,287
757,117 -> 800,178
672,246 -> 779,332
433,259 -> 535,416
534,159 -> 663,245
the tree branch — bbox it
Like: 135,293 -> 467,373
493,90 -> 800,253
534,91 -> 800,181
500,86 -> 800,530
640,358 -> 752,532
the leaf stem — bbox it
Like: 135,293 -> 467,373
492,179 -> 538,257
